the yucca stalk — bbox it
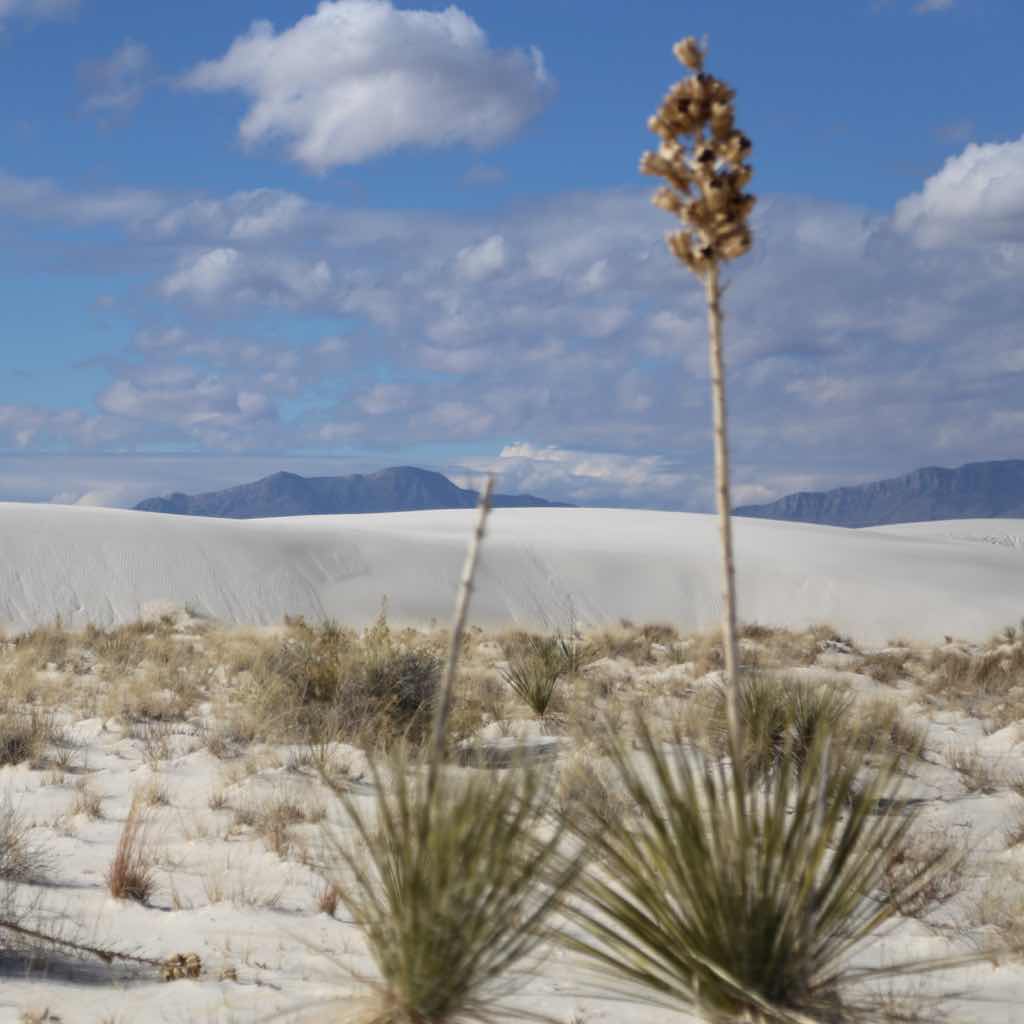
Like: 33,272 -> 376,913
318,475 -> 581,1023
561,717 -> 961,1023
641,37 -> 754,710
429,473 -> 495,779
322,751 -> 577,1024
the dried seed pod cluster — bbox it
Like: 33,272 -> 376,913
641,37 -> 755,275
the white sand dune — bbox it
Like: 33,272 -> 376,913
0,502 -> 1021,642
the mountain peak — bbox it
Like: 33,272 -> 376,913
734,458 -> 1024,527
134,466 -> 573,519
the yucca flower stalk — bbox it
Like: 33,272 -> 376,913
641,36 -> 754,709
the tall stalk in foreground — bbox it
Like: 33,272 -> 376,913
428,473 -> 495,779
641,36 -> 754,706
318,474 -> 579,1024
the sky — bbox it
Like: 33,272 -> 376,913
1,0 -> 1023,511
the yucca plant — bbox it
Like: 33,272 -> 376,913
322,751 -> 578,1024
710,674 -> 853,783
501,637 -> 567,719
318,478 -> 581,1023
561,715 -> 958,1023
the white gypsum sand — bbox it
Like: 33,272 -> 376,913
1,619 -> 1024,1021
0,503 -> 1021,644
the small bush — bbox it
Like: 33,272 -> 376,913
0,710 -> 59,767
0,796 -> 50,883
244,618 -> 440,747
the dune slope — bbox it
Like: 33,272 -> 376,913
0,503 -> 1021,642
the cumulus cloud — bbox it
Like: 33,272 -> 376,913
180,0 -> 554,171
893,135 -> 1024,246
79,39 -> 152,114
161,247 -> 333,306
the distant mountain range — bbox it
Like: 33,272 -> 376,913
734,459 -> 1024,528
134,466 -> 573,519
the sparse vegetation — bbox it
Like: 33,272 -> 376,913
106,799 -> 156,903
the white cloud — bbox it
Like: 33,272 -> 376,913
914,0 -> 954,12
0,0 -> 77,23
893,135 -> 1024,246
6,136 -> 1024,510
80,40 -> 152,113
161,247 -> 333,306
455,234 -> 506,281
181,0 -> 554,171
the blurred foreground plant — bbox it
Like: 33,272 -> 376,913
322,750 -> 577,1024
561,716 -> 963,1023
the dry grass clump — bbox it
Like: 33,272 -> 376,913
923,640 -> 1024,718
106,799 -> 156,904
583,621 -> 677,665
943,745 -> 1001,794
70,780 -> 103,820
0,796 -> 50,883
12,622 -> 71,670
561,713 -> 948,1022
859,649 -> 917,686
851,696 -> 928,764
0,709 -> 62,768
237,615 -> 441,749
556,749 -> 634,840
231,786 -> 326,858
972,863 -> 1024,955
882,829 -> 968,920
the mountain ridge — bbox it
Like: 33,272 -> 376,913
134,465 -> 573,518
734,459 -> 1024,527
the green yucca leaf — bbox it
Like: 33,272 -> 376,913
322,750 -> 580,1024
561,715 -> 964,1023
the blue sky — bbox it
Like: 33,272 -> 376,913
1,0 -> 1022,509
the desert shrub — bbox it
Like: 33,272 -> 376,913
241,617 -> 440,747
0,709 -> 60,767
852,697 -> 928,763
0,796 -> 50,883
13,623 -> 70,670
562,714 -> 949,1022
860,649 -> 915,686
583,622 -> 678,664
926,643 -> 1024,702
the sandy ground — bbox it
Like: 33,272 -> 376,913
1,613 -> 1024,1023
